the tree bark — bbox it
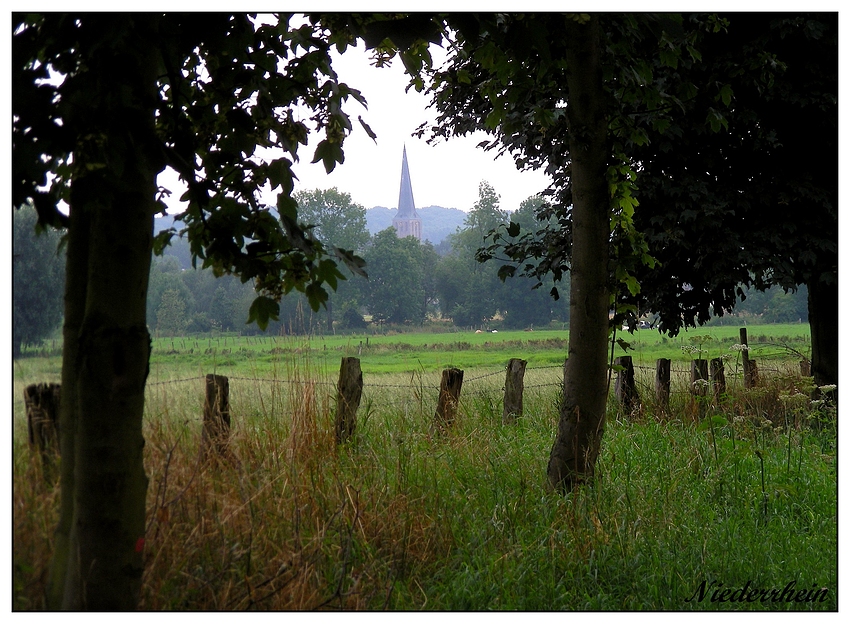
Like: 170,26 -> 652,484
46,22 -> 161,609
548,16 -> 611,493
808,275 -> 838,391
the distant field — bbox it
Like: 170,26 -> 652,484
138,323 -> 812,379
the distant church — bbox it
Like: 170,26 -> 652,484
391,145 -> 422,240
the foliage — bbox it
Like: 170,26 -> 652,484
624,14 -> 837,335
294,187 -> 370,254
155,289 -> 188,336
361,229 -> 431,324
12,205 -> 66,356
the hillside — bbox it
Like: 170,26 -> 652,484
154,204 -> 468,269
365,205 -> 467,246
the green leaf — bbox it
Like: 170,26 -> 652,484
311,140 -> 344,174
358,115 -> 378,143
719,83 -> 733,107
267,157 -> 293,193
305,282 -> 329,311
697,415 -> 729,432
616,338 -> 634,352
247,296 -> 280,331
497,264 -> 516,282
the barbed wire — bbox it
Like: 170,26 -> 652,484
144,363 -> 567,392
144,358 -> 793,397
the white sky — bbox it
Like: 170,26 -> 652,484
157,35 -> 553,215
283,42 -> 553,213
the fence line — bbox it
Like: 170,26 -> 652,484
145,363 -> 566,390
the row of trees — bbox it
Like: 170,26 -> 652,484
145,183 -> 566,335
13,12 -> 835,609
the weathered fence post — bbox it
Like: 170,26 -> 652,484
710,357 -> 726,401
502,358 -> 527,424
335,357 -> 363,444
614,356 -> 640,416
434,367 -> 464,429
202,374 -> 231,458
691,359 -> 709,397
740,327 -> 758,388
24,382 -> 61,479
655,358 -> 671,412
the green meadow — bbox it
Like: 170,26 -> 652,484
13,322 -> 835,610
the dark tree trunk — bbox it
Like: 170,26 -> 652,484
547,16 -> 611,493
808,275 -> 838,391
46,23 -> 162,609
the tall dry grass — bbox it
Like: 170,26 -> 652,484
12,353 -> 836,610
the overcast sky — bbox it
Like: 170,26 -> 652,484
282,42 -> 553,213
157,34 -> 553,215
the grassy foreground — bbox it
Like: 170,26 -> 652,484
12,324 -> 836,610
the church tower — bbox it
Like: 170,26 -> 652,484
392,145 -> 422,240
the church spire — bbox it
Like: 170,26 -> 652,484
392,145 -> 422,240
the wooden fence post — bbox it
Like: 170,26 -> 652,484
614,355 -> 640,416
434,367 -> 464,429
691,359 -> 709,397
655,358 -> 671,412
202,374 -> 231,458
24,382 -> 61,479
335,357 -> 363,444
502,358 -> 527,424
740,327 -> 758,388
710,357 -> 726,401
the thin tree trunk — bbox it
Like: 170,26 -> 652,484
548,15 -> 611,493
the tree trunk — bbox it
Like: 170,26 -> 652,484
548,16 -> 611,493
46,23 -> 161,609
808,275 -> 838,391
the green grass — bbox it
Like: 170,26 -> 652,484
12,323 -> 835,610
137,322 -> 812,378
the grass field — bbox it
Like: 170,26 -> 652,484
12,323 -> 836,610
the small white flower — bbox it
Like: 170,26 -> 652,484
692,378 -> 710,390
730,344 -> 750,352
818,384 -> 837,392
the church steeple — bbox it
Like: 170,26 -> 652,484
392,145 -> 422,240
